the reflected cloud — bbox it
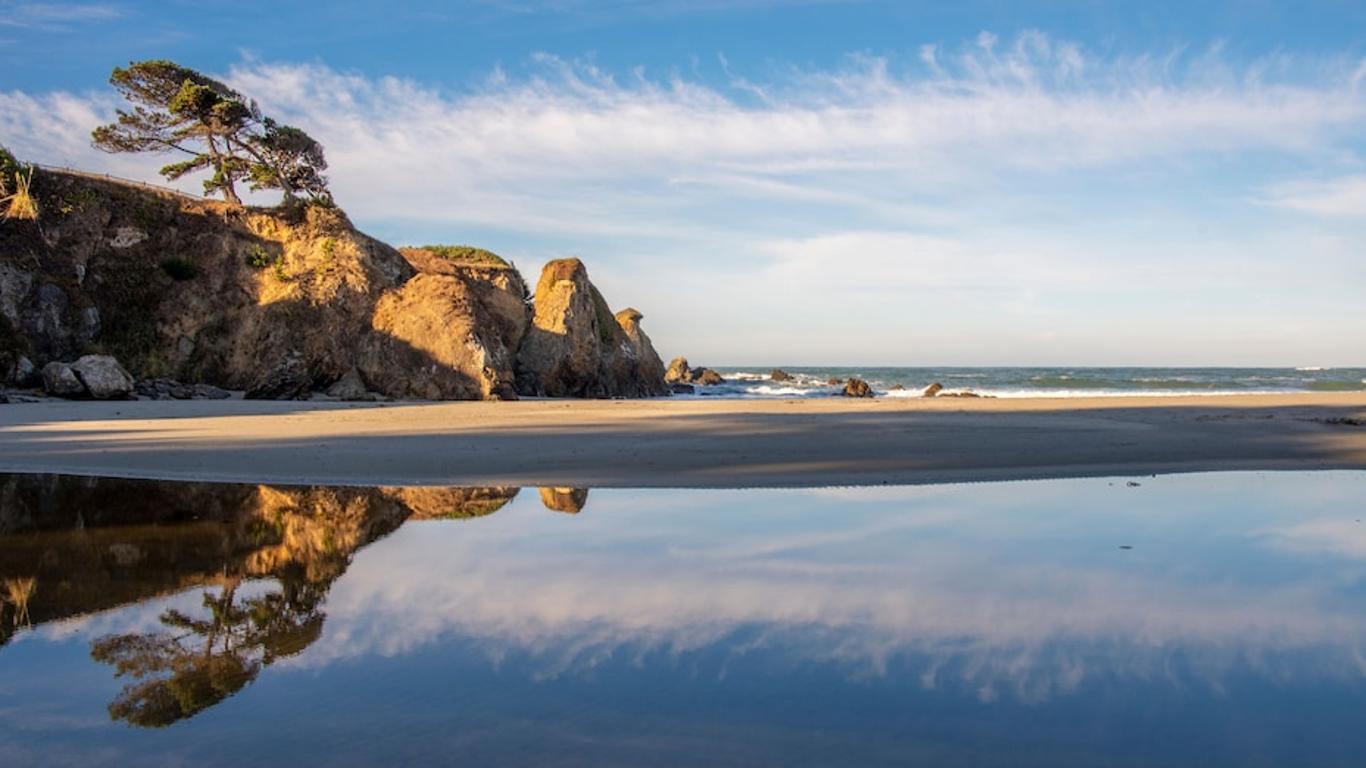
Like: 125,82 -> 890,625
2,471 -> 1365,723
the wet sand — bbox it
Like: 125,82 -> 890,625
0,393 -> 1363,487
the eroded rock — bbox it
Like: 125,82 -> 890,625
515,259 -> 665,398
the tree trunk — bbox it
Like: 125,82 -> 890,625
205,135 -> 241,204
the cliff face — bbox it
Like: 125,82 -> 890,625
0,170 -> 665,400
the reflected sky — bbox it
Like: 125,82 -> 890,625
2,472 -> 1365,766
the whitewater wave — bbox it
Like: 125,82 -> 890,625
670,367 -> 1366,400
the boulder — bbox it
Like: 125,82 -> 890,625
665,357 -> 692,384
770,368 -> 794,382
842,378 -> 874,398
246,355 -> 311,400
826,378 -> 841,386
192,383 -> 232,400
136,378 -> 193,400
6,355 -> 35,387
539,487 -> 589,514
326,368 -> 372,401
669,382 -> 695,395
665,357 -> 724,386
694,368 -> 725,386
70,355 -> 134,399
41,361 -> 85,398
136,379 -> 232,400
923,382 -> 944,397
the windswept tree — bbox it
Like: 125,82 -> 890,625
92,60 -> 330,205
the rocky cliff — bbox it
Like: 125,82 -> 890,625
1,169 -> 667,400
515,258 -> 669,397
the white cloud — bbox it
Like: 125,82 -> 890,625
6,34 -> 1364,223
1261,176 -> 1366,218
0,3 -> 122,30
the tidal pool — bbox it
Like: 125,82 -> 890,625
1,472 -> 1365,766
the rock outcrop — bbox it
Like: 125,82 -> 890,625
515,258 -> 667,397
923,382 -> 944,397
615,308 -> 668,392
771,369 -> 793,382
665,356 -> 726,387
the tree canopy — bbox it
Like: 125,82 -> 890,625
92,60 -> 331,205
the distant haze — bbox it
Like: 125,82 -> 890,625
2,1 -> 1363,365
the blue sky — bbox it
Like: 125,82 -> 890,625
3,1 -> 1364,365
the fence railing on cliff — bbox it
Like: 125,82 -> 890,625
33,164 -> 212,202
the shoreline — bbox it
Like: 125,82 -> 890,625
1,393 -> 1363,488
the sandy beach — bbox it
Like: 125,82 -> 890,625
1,393 -> 1363,488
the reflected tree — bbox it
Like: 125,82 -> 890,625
90,575 -> 325,727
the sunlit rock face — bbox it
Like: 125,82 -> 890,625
515,258 -> 668,398
0,170 -> 531,400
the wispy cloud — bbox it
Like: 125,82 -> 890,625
1261,176 -> 1366,218
0,2 -> 122,30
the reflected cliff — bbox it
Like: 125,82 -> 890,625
0,474 -> 543,726
0,476 -> 532,642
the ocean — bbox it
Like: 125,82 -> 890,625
687,366 -> 1366,399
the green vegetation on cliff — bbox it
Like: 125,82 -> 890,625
416,244 -> 509,266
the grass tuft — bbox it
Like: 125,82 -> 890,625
1,165 -> 39,221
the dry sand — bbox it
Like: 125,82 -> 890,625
1,393 -> 1363,488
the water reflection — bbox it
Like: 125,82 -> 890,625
91,575 -> 324,727
1,472 -> 1365,765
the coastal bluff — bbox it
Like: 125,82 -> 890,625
0,168 -> 667,400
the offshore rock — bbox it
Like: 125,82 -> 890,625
842,378 -> 874,398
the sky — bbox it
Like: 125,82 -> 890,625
2,0 -> 1364,366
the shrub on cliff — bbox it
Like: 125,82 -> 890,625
418,245 -> 509,266
0,145 -> 19,180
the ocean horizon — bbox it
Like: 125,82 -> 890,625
691,366 -> 1366,399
